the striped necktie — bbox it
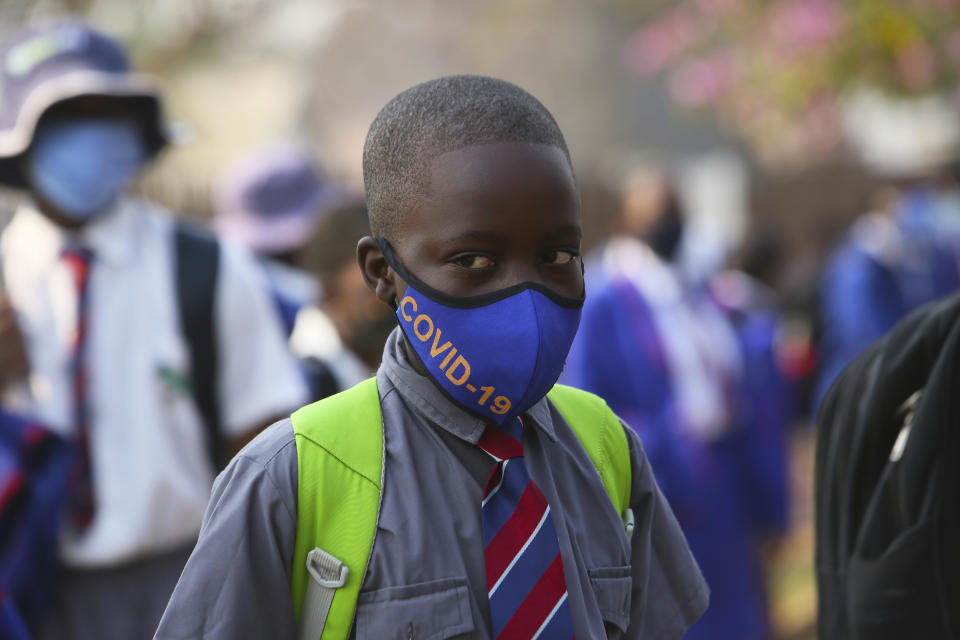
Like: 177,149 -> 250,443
479,416 -> 576,639
62,246 -> 95,533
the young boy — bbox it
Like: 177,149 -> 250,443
156,75 -> 707,639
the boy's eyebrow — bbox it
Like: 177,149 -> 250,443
445,230 -> 511,245
443,225 -> 582,247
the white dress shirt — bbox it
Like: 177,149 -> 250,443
0,198 -> 307,568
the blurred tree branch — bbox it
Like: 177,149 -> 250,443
625,0 -> 960,168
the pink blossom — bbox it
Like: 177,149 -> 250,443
624,8 -> 702,75
668,53 -> 736,106
767,0 -> 844,55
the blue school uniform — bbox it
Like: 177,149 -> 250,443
0,410 -> 72,638
564,239 -> 788,640
815,194 -> 960,408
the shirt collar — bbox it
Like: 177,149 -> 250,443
5,197 -> 139,269
76,198 -> 139,266
379,327 -> 558,445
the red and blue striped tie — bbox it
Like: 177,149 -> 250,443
479,416 -> 575,640
62,246 -> 95,533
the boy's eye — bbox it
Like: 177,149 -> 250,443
542,249 -> 579,265
452,254 -> 495,269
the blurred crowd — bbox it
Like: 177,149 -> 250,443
0,14 -> 959,640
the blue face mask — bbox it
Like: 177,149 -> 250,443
378,238 -> 584,425
27,117 -> 147,221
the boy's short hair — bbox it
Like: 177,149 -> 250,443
362,75 -> 571,239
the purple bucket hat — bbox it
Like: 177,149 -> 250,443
214,147 -> 343,254
0,20 -> 168,188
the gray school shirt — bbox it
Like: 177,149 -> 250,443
155,329 -> 708,639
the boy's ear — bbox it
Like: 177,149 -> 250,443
357,236 -> 399,308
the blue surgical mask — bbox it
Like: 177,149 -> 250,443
27,117 -> 147,221
378,238 -> 584,425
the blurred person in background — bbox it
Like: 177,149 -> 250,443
214,147 -> 378,401
930,158 -> 960,273
290,200 -> 397,398
712,231 -> 802,445
213,146 -> 342,339
708,232 -> 795,571
0,21 -> 306,639
564,164 -> 789,640
814,171 -> 960,409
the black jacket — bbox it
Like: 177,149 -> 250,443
816,292 -> 960,639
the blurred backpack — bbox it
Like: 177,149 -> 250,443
173,222 -> 226,470
815,292 -> 960,639
0,411 -> 72,638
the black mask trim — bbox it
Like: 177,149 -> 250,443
375,237 -> 585,310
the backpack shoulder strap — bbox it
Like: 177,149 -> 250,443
291,377 -> 383,638
290,379 -> 630,639
173,222 -> 223,469
547,384 -> 632,517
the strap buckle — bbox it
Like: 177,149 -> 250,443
622,507 -> 635,541
306,548 -> 349,588
299,548 -> 350,640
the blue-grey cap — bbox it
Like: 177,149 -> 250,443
0,21 -> 168,188
214,147 -> 345,254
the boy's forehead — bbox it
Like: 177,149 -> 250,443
428,143 -> 575,206
396,142 -> 580,241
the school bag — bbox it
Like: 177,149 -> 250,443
815,292 -> 960,639
173,223 -> 226,470
0,411 -> 72,638
288,377 -> 633,640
